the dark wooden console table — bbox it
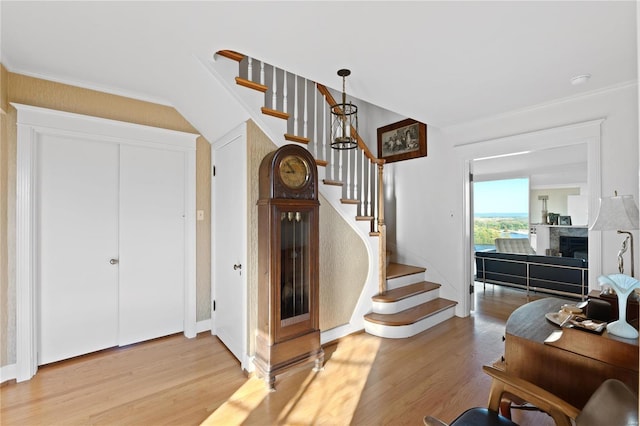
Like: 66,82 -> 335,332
503,297 -> 638,409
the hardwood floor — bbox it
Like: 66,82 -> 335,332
1,285 -> 566,425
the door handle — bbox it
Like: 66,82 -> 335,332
110,258 -> 119,265
233,264 -> 242,270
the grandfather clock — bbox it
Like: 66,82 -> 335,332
255,144 -> 323,390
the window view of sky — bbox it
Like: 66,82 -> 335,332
474,178 -> 529,214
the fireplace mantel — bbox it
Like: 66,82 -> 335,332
530,224 -> 588,257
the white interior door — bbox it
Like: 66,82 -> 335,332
38,134 -> 120,365
119,145 -> 185,346
212,128 -> 246,365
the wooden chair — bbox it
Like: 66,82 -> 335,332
424,365 -> 638,426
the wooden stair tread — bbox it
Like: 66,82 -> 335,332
323,179 -> 343,186
372,281 -> 441,303
340,198 -> 359,205
235,77 -> 268,93
315,159 -> 328,167
262,107 -> 289,120
364,298 -> 457,326
284,134 -> 310,144
386,262 -> 426,279
356,216 -> 374,221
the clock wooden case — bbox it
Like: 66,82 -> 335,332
255,144 -> 323,390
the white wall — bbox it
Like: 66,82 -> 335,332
390,83 -> 638,314
530,187 -> 581,225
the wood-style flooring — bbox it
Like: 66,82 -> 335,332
1,285 -> 566,425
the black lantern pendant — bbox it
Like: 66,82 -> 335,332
330,69 -> 358,150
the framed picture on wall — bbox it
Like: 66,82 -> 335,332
559,216 -> 572,225
377,119 -> 427,163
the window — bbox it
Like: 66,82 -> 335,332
474,178 -> 529,251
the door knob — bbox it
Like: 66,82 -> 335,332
233,264 -> 242,270
109,258 -> 119,265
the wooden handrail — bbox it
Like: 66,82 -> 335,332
316,83 -> 378,163
216,50 -> 244,62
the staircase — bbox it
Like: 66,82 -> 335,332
206,50 -> 456,339
364,263 -> 457,338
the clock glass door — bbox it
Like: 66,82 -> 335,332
280,210 -> 310,328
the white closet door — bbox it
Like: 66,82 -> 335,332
118,145 -> 185,346
38,135 -> 120,365
212,132 -> 246,364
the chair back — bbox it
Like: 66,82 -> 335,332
576,379 -> 638,426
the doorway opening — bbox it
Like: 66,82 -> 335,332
458,119 -> 603,317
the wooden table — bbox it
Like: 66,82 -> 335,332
503,297 -> 638,409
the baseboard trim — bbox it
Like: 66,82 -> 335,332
0,363 -> 17,384
196,319 -> 212,334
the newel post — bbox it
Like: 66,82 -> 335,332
377,160 -> 387,294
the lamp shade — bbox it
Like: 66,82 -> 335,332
590,194 -> 639,231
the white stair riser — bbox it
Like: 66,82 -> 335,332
387,272 -> 427,290
372,290 -> 439,315
364,307 -> 456,339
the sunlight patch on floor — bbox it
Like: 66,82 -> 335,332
200,376 -> 269,425
200,333 -> 381,425
277,334 -> 381,425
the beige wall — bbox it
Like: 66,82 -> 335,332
0,67 -> 212,367
196,139 -> 212,322
1,64 -> 10,367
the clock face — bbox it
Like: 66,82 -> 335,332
279,155 -> 310,189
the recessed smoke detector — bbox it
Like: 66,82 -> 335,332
570,74 -> 591,85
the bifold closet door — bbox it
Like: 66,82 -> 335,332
118,145 -> 185,346
39,139 -> 186,364
38,135 -> 120,365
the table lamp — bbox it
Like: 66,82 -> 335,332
590,192 -> 639,277
591,192 -> 639,338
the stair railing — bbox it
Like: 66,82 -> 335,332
226,51 -> 388,292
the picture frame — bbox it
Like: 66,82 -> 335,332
377,118 -> 427,163
559,215 -> 572,226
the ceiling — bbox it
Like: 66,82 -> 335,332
473,144 -> 589,188
1,1 -> 637,145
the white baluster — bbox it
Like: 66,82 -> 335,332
313,86 -> 318,159
346,149 -> 351,200
260,61 -> 265,86
325,100 -> 332,179
247,57 -> 253,82
353,151 -> 359,211
360,151 -> 366,215
337,144 -> 343,183
272,67 -> 278,110
373,161 -> 378,227
283,72 -> 288,114
367,159 -> 372,216
293,76 -> 299,136
303,79 -> 308,141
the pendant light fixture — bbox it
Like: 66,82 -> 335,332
330,69 -> 358,150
